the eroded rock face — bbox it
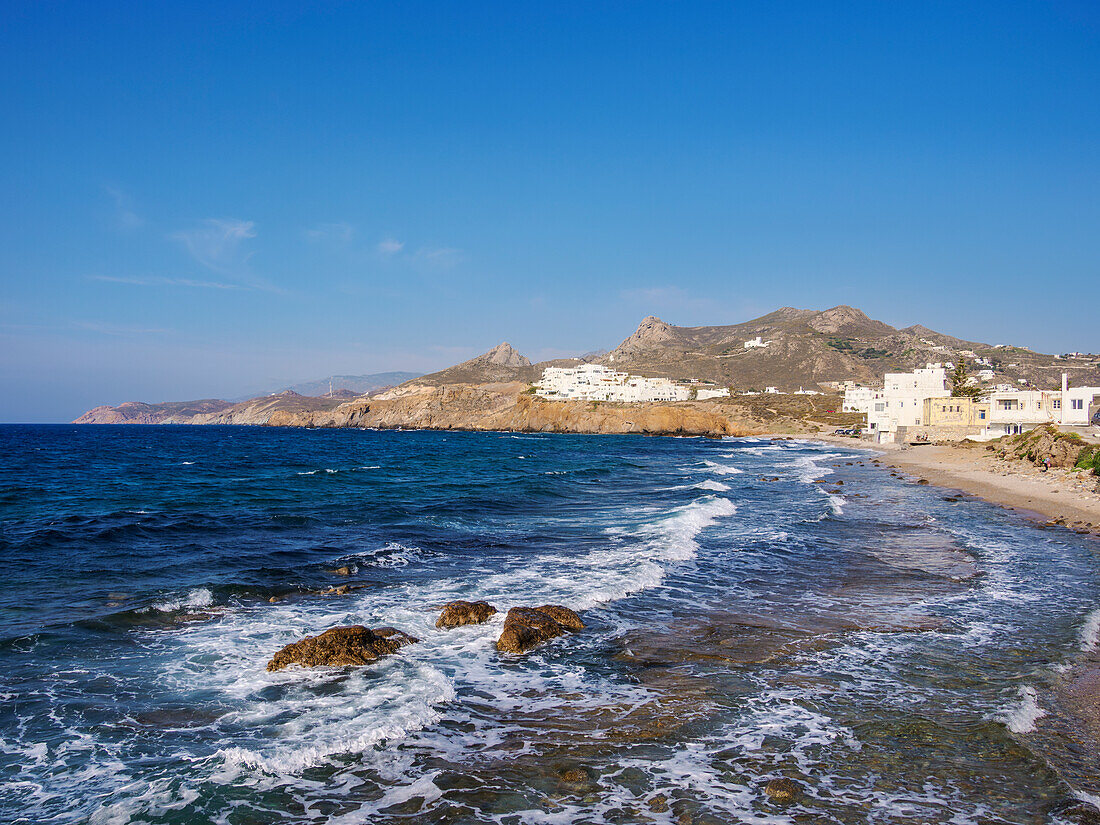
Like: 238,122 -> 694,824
266,625 -> 418,671
436,600 -> 498,629
496,605 -> 584,654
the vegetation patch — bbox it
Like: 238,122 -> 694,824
1076,445 -> 1100,475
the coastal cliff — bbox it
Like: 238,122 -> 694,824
268,382 -> 764,437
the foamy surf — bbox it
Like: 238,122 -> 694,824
1079,606 -> 1100,652
1003,685 -> 1046,733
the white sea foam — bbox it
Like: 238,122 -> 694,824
1079,606 -> 1100,652
695,479 -> 731,492
1004,685 -> 1046,733
702,459 -> 743,475
146,587 -> 214,613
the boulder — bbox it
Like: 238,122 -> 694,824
436,600 -> 498,629
266,624 -> 418,671
496,605 -> 584,654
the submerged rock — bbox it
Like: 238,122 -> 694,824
496,605 -> 584,654
763,777 -> 802,803
436,600 -> 498,629
266,624 -> 418,671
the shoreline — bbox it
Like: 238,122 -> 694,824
807,434 -> 1100,537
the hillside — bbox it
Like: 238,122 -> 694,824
597,305 -> 1100,391
74,391 -> 351,425
277,371 -> 421,397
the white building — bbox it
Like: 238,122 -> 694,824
866,364 -> 949,443
862,365 -> 1100,442
842,383 -> 876,414
696,387 -> 730,400
535,364 -> 692,403
765,386 -> 782,394
983,374 -> 1100,436
744,336 -> 768,348
793,387 -> 823,396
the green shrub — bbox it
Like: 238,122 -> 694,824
1076,446 -> 1100,475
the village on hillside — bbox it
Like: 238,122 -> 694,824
532,339 -> 1100,445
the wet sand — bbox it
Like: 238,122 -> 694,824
813,436 -> 1100,537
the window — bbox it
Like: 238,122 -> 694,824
874,403 -> 885,412
1072,399 -> 1084,410
979,410 -> 986,419
1053,399 -> 1061,410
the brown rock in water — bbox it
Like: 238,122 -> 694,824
647,793 -> 669,813
496,605 -> 584,654
535,604 -> 584,631
266,625 -> 418,671
327,565 -> 353,576
763,777 -> 802,803
436,600 -> 498,629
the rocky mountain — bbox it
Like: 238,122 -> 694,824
277,372 -> 421,398
398,343 -> 540,387
598,305 -> 1100,391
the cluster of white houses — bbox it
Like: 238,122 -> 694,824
844,365 -> 1100,444
535,364 -> 730,403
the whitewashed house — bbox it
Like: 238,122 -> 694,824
865,364 -> 949,443
842,383 -> 876,414
535,364 -> 692,403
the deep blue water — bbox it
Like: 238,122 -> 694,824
2,425 -> 1100,824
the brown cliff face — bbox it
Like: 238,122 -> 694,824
268,382 -> 764,437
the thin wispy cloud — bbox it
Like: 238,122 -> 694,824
374,237 -> 461,269
377,237 -> 405,256
411,246 -> 462,270
104,185 -> 143,231
305,222 -> 354,243
74,321 -> 172,336
91,275 -> 242,290
170,218 -> 256,274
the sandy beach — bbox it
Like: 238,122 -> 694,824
812,435 -> 1100,537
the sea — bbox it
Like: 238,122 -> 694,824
2,424 -> 1100,824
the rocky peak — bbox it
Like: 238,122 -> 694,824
482,342 -> 530,368
611,316 -> 680,360
808,305 -> 893,336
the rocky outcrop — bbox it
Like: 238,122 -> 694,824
272,383 -> 761,437
997,424 -> 1088,469
436,600 -> 498,629
266,625 -> 418,671
496,605 -> 584,654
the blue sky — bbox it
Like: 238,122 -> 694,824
2,1 -> 1098,421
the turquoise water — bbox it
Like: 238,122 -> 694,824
1,425 -> 1099,824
